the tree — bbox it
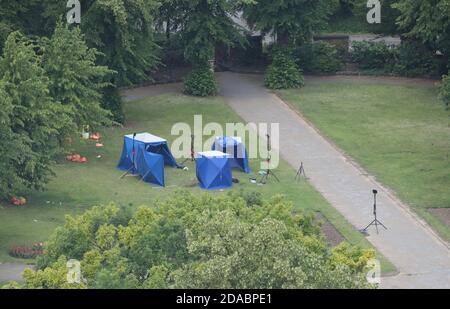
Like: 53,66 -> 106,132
0,32 -> 70,198
178,0 -> 252,95
243,0 -> 337,45
41,22 -> 114,131
394,0 -> 450,56
11,192 -> 375,289
78,0 -> 161,87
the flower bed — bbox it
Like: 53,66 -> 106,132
9,243 -> 44,259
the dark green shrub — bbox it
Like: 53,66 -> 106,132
156,33 -> 187,68
234,36 -> 265,66
265,48 -> 304,90
439,73 -> 450,108
183,65 -> 218,97
296,41 -> 345,73
393,42 -> 440,77
101,86 -> 124,124
350,41 -> 395,70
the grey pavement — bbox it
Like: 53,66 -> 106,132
0,263 -> 31,283
217,72 -> 450,289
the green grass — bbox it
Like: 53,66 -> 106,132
0,93 -> 395,273
279,79 -> 450,242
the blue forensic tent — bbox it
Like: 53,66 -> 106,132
117,133 -> 178,172
212,136 -> 250,173
196,151 -> 232,190
136,148 -> 165,187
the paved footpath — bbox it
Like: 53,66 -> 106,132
217,72 -> 450,289
0,263 -> 31,283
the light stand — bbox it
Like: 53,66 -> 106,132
259,134 -> 280,184
361,190 -> 387,234
120,133 -> 138,179
295,162 -> 307,180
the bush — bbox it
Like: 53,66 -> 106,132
101,86 -> 124,124
393,42 -> 440,77
183,65 -> 218,97
156,34 -> 187,68
265,49 -> 304,90
350,41 -> 395,70
296,42 -> 345,73
439,73 -> 450,108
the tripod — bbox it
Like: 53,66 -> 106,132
295,162 -> 307,180
259,134 -> 280,184
120,133 -> 138,179
361,190 -> 387,234
181,134 -> 195,165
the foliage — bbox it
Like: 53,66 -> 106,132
0,32 -> 70,199
16,193 -> 374,289
244,0 -> 338,44
181,0 -> 250,65
296,41 -> 345,73
394,0 -> 450,56
156,33 -> 188,68
183,65 -> 218,96
439,72 -> 450,108
330,243 -> 375,273
101,86 -> 125,124
40,0 -> 161,87
393,41 -> 441,77
265,49 -> 304,90
42,22 -> 113,131
350,40 -> 442,77
350,41 -> 395,70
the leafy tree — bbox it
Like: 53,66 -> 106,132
0,0 -> 52,52
42,22 -> 114,132
0,32 -> 70,198
176,0 -> 252,96
156,0 -> 187,40
243,0 -> 337,45
78,0 -> 161,87
394,0 -> 450,56
13,192 -> 374,289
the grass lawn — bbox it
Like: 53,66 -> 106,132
278,78 -> 450,242
0,92 -> 395,273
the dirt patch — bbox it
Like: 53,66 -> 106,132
429,208 -> 450,228
315,213 -> 345,247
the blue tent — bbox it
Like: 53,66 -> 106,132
117,133 -> 178,173
212,136 -> 250,173
136,149 -> 165,187
196,151 -> 232,190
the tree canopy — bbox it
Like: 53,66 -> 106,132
0,32 -> 69,198
8,192 -> 375,289
394,0 -> 450,56
244,0 -> 338,45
